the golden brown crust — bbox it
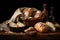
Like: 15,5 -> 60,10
34,22 -> 49,32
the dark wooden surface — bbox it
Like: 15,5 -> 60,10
0,31 -> 60,40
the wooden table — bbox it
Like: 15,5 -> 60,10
0,31 -> 60,40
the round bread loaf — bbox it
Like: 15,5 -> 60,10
9,22 -> 17,27
34,22 -> 49,32
46,21 -> 56,32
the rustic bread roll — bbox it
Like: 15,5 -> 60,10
46,21 -> 56,32
9,22 -> 17,27
34,10 -> 42,18
34,22 -> 49,32
9,21 -> 25,28
16,22 -> 25,28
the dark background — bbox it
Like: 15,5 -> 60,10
0,0 -> 59,23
